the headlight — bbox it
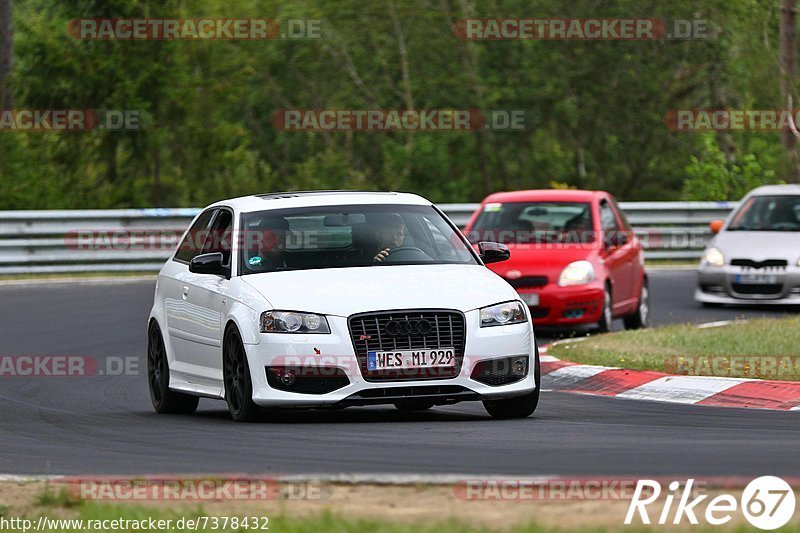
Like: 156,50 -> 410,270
260,311 -> 331,334
480,301 -> 527,327
702,247 -> 725,267
558,260 -> 596,287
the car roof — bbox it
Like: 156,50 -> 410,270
747,184 -> 800,197
481,189 -> 604,203
206,190 -> 432,213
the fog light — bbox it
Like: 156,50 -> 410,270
279,370 -> 296,387
511,358 -> 527,376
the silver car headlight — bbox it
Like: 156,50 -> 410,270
260,311 -> 331,334
480,301 -> 527,327
558,260 -> 596,287
701,247 -> 725,267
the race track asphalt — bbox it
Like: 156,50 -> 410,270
0,269 -> 797,477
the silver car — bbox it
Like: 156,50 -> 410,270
696,184 -> 800,306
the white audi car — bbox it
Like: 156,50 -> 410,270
148,191 -> 539,421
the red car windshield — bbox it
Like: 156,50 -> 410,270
469,201 -> 595,244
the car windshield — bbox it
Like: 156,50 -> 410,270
469,201 -> 595,244
728,195 -> 800,232
239,204 -> 477,274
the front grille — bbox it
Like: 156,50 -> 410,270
731,283 -> 783,295
348,310 -> 466,382
336,385 -> 479,406
506,276 -> 548,288
530,307 -> 550,319
731,259 -> 788,269
355,385 -> 468,399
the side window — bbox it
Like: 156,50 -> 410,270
202,209 -> 234,266
174,209 -> 216,263
609,197 -> 631,230
599,201 -> 620,232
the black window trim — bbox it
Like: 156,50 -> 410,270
172,208 -> 218,265
203,206 -> 236,277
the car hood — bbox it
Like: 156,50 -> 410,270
713,231 -> 800,262
487,244 -> 597,282
240,264 -> 518,317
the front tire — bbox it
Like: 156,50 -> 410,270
596,286 -> 613,333
223,327 -> 262,422
147,322 -> 199,414
623,278 -> 651,330
483,348 -> 540,419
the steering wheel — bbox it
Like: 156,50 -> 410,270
385,246 -> 432,262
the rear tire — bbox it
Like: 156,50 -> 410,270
223,327 -> 262,422
147,322 -> 199,414
623,278 -> 651,330
394,400 -> 435,411
483,348 -> 540,419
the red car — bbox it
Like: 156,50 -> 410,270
464,189 -> 649,332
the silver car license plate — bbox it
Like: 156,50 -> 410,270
735,273 -> 778,284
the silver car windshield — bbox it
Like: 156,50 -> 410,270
728,195 -> 800,232
238,204 -> 478,274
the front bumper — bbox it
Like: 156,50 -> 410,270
244,310 -> 536,407
696,265 -> 800,304
517,283 -> 605,327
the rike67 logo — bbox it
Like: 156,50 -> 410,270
625,477 -> 796,530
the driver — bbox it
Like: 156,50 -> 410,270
373,214 -> 407,262
249,217 -> 289,270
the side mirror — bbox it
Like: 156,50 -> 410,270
709,220 -> 724,234
189,252 -> 228,277
478,242 -> 510,264
605,231 -> 629,248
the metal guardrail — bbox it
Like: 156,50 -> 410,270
0,202 -> 737,274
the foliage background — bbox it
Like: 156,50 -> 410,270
0,0 -> 792,208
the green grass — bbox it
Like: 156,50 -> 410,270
0,499 -> 789,532
643,259 -> 696,267
35,486 -> 83,509
547,317 -> 800,380
0,503 -> 600,533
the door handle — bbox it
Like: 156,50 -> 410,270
181,286 -> 190,300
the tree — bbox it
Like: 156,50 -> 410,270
0,0 -> 11,108
780,0 -> 799,182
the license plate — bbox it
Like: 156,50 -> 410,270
519,292 -> 539,306
736,274 -> 778,284
367,349 -> 455,371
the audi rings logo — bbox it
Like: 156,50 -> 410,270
384,319 -> 432,337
